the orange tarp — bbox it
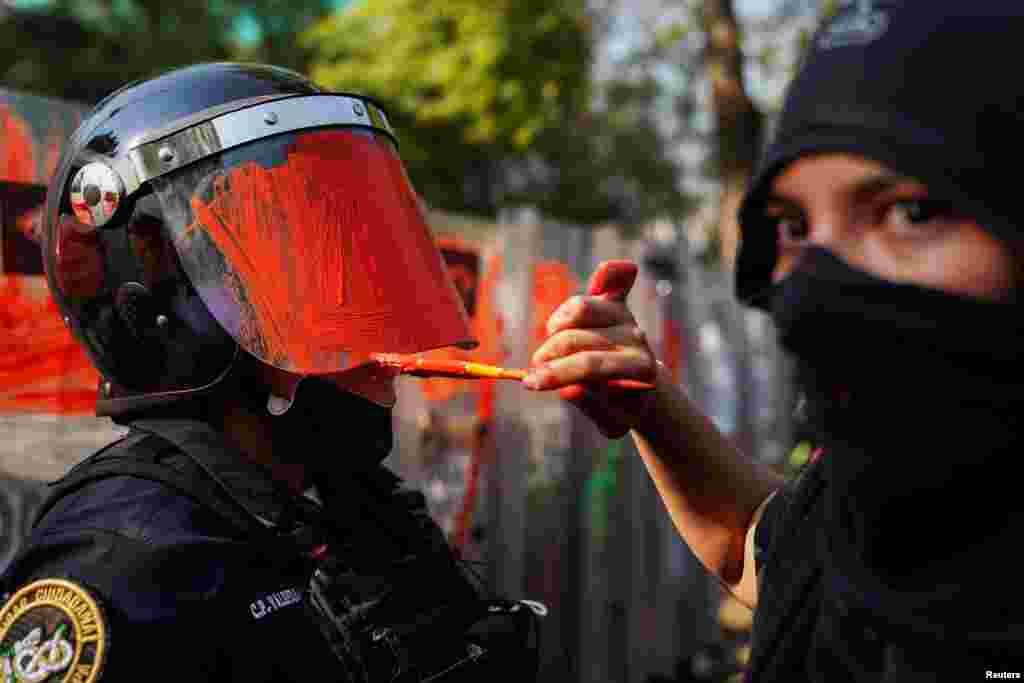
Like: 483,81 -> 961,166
0,103 -> 35,185
0,274 -> 98,414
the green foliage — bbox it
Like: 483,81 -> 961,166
305,0 -> 690,228
305,0 -> 590,150
524,77 -> 694,228
820,0 -> 842,22
1,0 -> 692,228
233,0 -> 339,75
0,0 -> 334,103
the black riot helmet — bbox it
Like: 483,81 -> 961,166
44,63 -> 474,418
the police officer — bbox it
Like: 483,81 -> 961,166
524,2 -> 1024,680
0,63 -> 539,683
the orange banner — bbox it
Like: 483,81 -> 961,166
530,260 -> 580,355
0,104 -> 35,185
0,275 -> 98,414
416,242 -> 504,405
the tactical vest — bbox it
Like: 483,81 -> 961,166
30,418 -> 544,683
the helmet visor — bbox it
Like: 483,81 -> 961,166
151,128 -> 475,376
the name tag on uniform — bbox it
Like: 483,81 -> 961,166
249,588 -> 303,621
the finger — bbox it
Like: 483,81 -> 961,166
523,349 -> 655,391
546,295 -> 635,336
587,260 -> 639,302
532,325 -> 647,366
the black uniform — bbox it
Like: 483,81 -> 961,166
748,452 -> 1024,682
1,419 -> 537,682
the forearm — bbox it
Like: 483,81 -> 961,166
630,363 -> 784,584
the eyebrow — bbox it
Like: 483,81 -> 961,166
764,171 -> 924,209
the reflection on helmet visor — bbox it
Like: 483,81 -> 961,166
154,128 -> 474,375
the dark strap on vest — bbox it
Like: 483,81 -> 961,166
33,418 -> 448,575
131,418 -> 299,530
34,419 -> 316,547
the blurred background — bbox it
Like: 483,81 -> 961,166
0,0 -> 838,680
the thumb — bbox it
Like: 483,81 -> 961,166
587,260 -> 638,303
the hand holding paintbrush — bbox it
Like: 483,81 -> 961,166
522,260 -> 658,438
373,260 -> 656,400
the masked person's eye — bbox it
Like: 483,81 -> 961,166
770,213 -> 810,246
885,198 -> 957,236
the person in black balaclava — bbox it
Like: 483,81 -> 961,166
523,2 -> 1024,680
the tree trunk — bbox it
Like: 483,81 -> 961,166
700,0 -> 762,271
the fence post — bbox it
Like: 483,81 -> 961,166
485,208 -> 539,598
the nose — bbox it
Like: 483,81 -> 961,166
772,211 -> 860,284
806,212 -> 850,251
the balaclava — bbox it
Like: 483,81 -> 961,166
121,351 -> 395,476
736,0 -> 1024,655
227,354 -> 395,472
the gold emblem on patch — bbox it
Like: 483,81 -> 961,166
0,579 -> 107,683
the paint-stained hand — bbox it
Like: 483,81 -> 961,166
522,260 -> 658,438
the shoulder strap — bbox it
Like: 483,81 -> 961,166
33,430 -> 151,528
36,418 -> 309,542
34,429 -> 270,539
130,418 -> 299,531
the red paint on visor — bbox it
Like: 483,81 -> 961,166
182,129 -> 474,374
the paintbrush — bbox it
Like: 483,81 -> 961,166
372,354 -> 652,389
373,354 -> 527,381
370,261 -> 657,389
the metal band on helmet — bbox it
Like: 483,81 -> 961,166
72,94 -> 395,230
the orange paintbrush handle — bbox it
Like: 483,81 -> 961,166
373,351 -> 654,389
373,354 -> 526,381
403,360 -> 651,388
402,359 -> 526,380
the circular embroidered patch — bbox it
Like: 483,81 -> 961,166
0,579 -> 107,683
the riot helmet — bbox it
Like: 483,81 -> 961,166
44,63 -> 475,417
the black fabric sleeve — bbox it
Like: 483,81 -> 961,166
753,486 -> 789,576
745,458 -> 829,681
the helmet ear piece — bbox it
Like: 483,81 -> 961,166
69,162 -> 126,229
